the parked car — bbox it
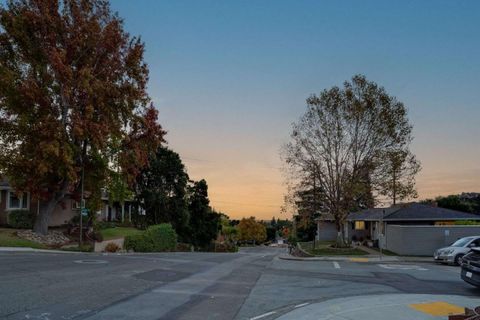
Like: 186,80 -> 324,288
461,248 -> 480,287
434,236 -> 480,265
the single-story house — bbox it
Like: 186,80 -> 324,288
316,203 -> 480,255
0,178 -> 135,227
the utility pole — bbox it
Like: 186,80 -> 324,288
79,163 -> 85,247
379,209 -> 385,260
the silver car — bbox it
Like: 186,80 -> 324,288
434,236 -> 480,265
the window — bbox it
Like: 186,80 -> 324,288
72,201 -> 81,209
7,191 -> 29,210
354,221 -> 366,230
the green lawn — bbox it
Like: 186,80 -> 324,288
100,227 -> 143,240
0,228 -> 47,249
300,241 -> 369,256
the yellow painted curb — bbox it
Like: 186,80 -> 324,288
409,301 -> 465,316
349,258 -> 369,262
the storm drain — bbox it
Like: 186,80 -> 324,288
73,260 -> 109,264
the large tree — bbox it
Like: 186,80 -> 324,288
187,179 -> 220,248
0,0 -> 165,234
282,75 -> 417,245
136,146 -> 190,237
236,217 -> 267,244
374,149 -> 421,205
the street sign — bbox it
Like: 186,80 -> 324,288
81,208 -> 88,216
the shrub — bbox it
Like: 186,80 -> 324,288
70,214 -> 89,225
125,224 -> 177,252
105,242 -> 120,253
176,242 -> 192,252
214,242 -> 238,252
145,224 -> 177,252
287,235 -> 298,246
125,234 -> 147,251
8,210 -> 34,229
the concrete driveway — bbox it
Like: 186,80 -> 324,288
0,247 -> 478,319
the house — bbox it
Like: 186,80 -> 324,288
316,203 -> 480,255
315,213 -> 337,241
0,178 -> 135,227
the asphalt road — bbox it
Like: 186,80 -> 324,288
0,247 -> 479,320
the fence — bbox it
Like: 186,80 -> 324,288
385,224 -> 480,256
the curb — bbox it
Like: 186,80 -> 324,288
0,247 -> 86,254
278,254 -> 435,264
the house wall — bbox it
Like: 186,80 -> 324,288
346,222 -> 370,241
386,225 -> 480,256
0,190 -> 7,225
48,199 -> 79,226
316,221 -> 337,241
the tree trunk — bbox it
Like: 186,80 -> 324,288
33,198 -> 58,235
33,180 -> 69,235
392,169 -> 397,205
335,219 -> 346,247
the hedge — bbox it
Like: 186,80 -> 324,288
8,210 -> 34,229
124,223 -> 177,252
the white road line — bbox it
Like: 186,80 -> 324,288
294,302 -> 310,308
250,311 -> 277,320
333,261 -> 340,269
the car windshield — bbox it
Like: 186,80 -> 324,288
451,238 -> 474,247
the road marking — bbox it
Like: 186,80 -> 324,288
378,264 -> 428,271
294,302 -> 310,308
349,258 -> 369,262
250,311 -> 277,320
333,261 -> 340,269
409,301 -> 464,316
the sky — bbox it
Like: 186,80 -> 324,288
110,0 -> 480,220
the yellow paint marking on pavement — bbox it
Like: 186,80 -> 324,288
409,301 -> 465,316
349,258 -> 369,262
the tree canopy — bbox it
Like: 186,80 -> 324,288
135,146 -> 189,237
0,0 -> 165,234
237,217 -> 267,244
282,75 -> 419,244
187,179 -> 220,248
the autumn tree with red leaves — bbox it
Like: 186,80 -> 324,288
0,0 -> 165,234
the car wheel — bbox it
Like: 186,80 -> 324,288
454,254 -> 465,266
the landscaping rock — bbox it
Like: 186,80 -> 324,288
17,230 -> 70,246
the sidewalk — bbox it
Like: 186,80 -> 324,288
0,246 -> 82,254
279,253 -> 434,263
276,294 -> 479,320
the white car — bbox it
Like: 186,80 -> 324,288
434,236 -> 480,265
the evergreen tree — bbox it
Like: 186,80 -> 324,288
188,180 -> 220,248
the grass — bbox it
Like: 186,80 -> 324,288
100,227 -> 143,240
300,241 -> 369,256
0,228 -> 47,249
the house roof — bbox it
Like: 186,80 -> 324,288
348,203 -> 480,221
314,213 -> 335,221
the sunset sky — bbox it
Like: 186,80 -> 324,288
111,0 -> 480,220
